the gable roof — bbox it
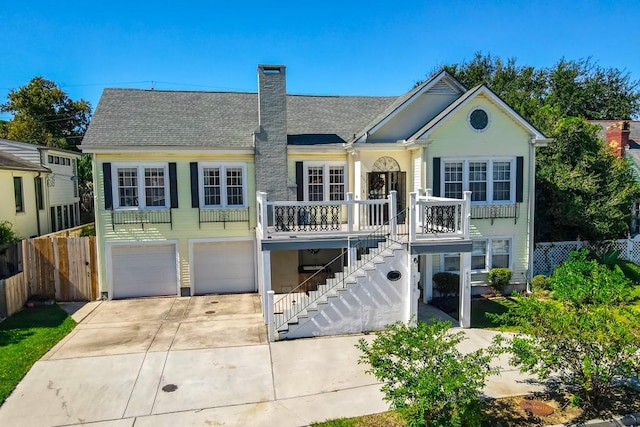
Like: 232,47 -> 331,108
81,89 -> 396,150
408,85 -> 548,141
0,151 -> 49,172
0,138 -> 81,157
351,70 -> 467,143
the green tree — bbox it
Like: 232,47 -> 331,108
494,251 -> 640,412
0,221 -> 20,245
357,321 -> 499,427
1,77 -> 91,149
536,118 -> 640,241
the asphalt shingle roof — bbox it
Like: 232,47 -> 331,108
0,151 -> 49,172
81,89 -> 396,149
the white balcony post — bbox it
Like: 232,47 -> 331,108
425,188 -> 433,198
267,290 -> 275,342
459,252 -> 472,328
463,191 -> 472,238
389,190 -> 397,239
409,192 -> 417,242
258,191 -> 269,240
347,192 -> 354,233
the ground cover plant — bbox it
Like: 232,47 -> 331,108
0,304 -> 76,405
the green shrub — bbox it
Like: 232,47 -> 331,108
0,221 -> 20,245
357,321 -> 500,427
79,224 -> 95,237
531,274 -> 550,292
614,260 -> 640,285
488,268 -> 512,295
551,250 -> 631,306
432,272 -> 459,297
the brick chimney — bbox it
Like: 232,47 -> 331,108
605,121 -> 630,157
255,65 -> 291,200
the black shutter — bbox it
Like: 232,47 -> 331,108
295,161 -> 304,201
432,157 -> 441,197
169,163 -> 178,208
515,156 -> 524,203
103,163 -> 112,209
190,162 -> 199,208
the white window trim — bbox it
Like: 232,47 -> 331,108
112,162 -> 169,210
302,161 -> 348,202
198,162 -> 248,208
441,236 -> 513,274
442,158 -> 516,205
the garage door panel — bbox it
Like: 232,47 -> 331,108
193,241 -> 255,294
111,244 -> 177,299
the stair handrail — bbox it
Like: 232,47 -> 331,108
273,208 -> 408,329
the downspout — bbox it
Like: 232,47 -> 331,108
35,172 -> 42,236
527,140 -> 536,293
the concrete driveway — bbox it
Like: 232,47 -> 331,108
0,295 -> 542,427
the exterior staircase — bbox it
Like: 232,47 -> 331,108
272,214 -> 411,340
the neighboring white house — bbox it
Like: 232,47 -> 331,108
0,139 -> 82,236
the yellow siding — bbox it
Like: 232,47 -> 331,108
94,153 -> 256,292
426,94 -> 534,284
0,169 -> 40,239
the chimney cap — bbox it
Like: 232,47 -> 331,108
258,64 -> 286,74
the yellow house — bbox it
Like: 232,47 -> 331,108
81,65 -> 550,340
0,151 -> 49,239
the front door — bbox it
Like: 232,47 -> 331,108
367,171 -> 406,222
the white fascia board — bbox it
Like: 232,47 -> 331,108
346,142 -> 412,152
531,138 -> 553,147
368,72 -> 464,136
80,146 -> 256,155
287,144 -> 345,154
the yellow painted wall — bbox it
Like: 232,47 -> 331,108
94,153 -> 256,293
425,94 -> 535,282
0,169 -> 41,239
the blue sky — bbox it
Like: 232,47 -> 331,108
2,0 -> 639,121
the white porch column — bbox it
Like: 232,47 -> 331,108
459,252 -> 471,328
388,190 -> 397,238
347,192 -> 354,232
267,290 -> 275,342
348,238 -> 357,268
409,192 -> 417,242
423,254 -> 433,303
261,250 -> 272,324
409,252 -> 419,325
354,155 -> 362,200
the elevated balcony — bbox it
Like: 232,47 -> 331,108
256,190 -> 471,251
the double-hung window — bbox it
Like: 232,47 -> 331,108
442,159 -> 514,203
14,177 -> 24,213
113,164 -> 168,209
303,162 -> 346,202
441,237 -> 512,273
199,163 -> 247,208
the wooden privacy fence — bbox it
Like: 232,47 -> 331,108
0,236 -> 98,317
0,272 -> 28,317
23,236 -> 98,301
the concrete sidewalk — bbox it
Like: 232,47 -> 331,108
0,296 -> 543,427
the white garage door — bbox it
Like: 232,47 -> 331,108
111,244 -> 178,299
193,241 -> 255,294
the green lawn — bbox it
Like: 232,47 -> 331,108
471,297 -> 519,330
0,305 -> 76,405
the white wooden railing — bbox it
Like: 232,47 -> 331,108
409,190 -> 471,241
256,189 -> 470,242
